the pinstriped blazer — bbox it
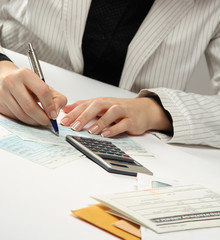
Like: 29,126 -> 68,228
0,0 -> 220,148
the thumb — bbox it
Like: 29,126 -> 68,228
52,91 -> 67,115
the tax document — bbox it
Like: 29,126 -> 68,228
0,115 -> 152,168
93,185 -> 220,233
0,116 -> 152,156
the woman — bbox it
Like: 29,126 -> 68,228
0,0 -> 220,148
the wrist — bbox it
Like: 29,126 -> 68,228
147,97 -> 173,133
140,95 -> 173,135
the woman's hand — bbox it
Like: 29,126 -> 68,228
61,96 -> 172,137
0,61 -> 67,125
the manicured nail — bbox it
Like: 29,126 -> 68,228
71,121 -> 81,131
101,130 -> 110,138
88,125 -> 99,134
50,110 -> 57,119
60,117 -> 69,125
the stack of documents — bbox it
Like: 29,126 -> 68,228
73,185 -> 220,239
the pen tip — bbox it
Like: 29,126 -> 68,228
54,131 -> 59,136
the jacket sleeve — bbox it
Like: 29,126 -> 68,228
0,0 -> 28,55
0,14 -> 5,54
0,0 -> 10,54
138,23 -> 220,149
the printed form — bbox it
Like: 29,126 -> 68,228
0,116 -> 152,168
93,185 -> 220,233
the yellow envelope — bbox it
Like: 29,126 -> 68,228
72,204 -> 141,240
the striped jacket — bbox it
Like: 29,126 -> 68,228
0,0 -> 220,148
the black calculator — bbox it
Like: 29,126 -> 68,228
66,135 -> 153,176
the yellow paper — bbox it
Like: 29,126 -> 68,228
72,204 -> 140,240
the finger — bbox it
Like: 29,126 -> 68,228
10,82 -> 50,125
61,102 -> 90,126
0,84 -> 39,125
70,100 -> 111,131
62,103 -> 77,113
88,104 -> 126,134
0,101 -> 18,120
62,100 -> 88,113
21,69 -> 57,119
101,118 -> 132,138
3,93 -> 40,125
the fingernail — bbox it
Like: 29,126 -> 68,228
101,130 -> 110,138
61,117 -> 69,125
88,125 -> 99,134
71,121 -> 81,131
50,110 -> 57,119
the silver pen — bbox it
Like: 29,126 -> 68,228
27,43 -> 59,136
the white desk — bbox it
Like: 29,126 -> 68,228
0,49 -> 220,240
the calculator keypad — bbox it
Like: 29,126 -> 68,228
73,136 -> 135,163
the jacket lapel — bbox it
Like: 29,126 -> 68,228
62,0 -> 195,88
62,0 -> 92,74
120,0 -> 195,90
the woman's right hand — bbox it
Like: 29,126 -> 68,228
0,61 -> 67,125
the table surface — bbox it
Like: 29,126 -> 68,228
0,49 -> 219,240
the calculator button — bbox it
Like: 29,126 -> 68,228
122,154 -> 130,158
106,151 -> 114,155
98,150 -> 107,153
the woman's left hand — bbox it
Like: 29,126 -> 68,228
61,97 -> 172,138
